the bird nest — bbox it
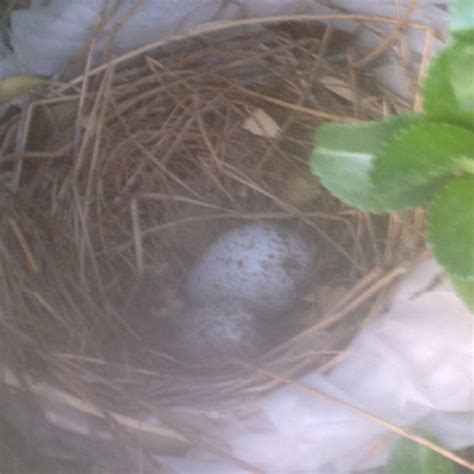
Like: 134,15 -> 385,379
0,13 -> 435,469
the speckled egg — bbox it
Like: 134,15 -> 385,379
176,301 -> 259,358
185,223 -> 314,313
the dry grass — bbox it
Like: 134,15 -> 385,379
1,10 -> 469,472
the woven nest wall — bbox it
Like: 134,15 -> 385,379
0,14 -> 433,466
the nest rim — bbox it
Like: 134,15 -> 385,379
0,13 -> 436,469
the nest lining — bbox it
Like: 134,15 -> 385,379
0,19 -> 425,419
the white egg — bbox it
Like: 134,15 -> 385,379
177,301 -> 259,358
186,223 -> 313,313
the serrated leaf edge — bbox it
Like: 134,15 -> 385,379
311,123 -> 385,213
427,179 -> 474,281
372,121 -> 474,188
315,175 -> 384,213
423,41 -> 474,129
311,115 -> 425,214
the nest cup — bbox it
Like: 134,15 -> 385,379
0,14 -> 430,470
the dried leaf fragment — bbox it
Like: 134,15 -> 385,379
242,108 -> 280,138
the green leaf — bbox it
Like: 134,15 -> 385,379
387,433 -> 456,474
428,176 -> 474,280
370,122 -> 474,212
449,44 -> 474,114
424,40 -> 474,129
450,0 -> 474,39
310,114 -> 423,213
450,274 -> 474,312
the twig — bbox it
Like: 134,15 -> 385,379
235,360 -> 474,471
57,13 -> 442,92
7,218 -> 38,273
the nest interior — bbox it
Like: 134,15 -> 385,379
0,17 -> 426,428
